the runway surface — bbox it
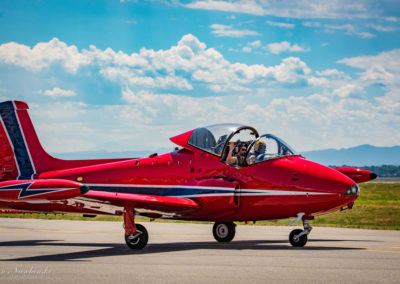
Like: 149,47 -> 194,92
0,218 -> 399,283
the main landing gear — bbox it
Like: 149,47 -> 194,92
123,205 -> 148,249
289,219 -> 313,247
121,211 -> 313,249
212,222 -> 236,242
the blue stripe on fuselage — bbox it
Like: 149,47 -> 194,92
0,101 -> 34,180
88,185 -> 233,197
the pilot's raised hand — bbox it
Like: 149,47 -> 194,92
229,142 -> 235,151
226,142 -> 237,165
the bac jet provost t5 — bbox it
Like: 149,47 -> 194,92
0,100 -> 377,249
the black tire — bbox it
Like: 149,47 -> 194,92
213,222 -> 236,242
125,223 -> 148,249
289,229 -> 308,247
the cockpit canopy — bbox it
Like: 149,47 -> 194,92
188,123 -> 258,156
171,123 -> 298,166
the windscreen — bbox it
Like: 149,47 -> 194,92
246,134 -> 297,164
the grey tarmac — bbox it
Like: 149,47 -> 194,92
0,218 -> 399,284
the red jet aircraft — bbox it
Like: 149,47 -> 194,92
0,100 -> 377,249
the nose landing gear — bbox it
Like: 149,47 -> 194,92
289,219 -> 313,247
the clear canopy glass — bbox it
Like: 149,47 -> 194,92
188,124 -> 258,156
246,134 -> 298,165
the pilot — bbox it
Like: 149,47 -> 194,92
227,142 -> 247,167
247,140 -> 266,164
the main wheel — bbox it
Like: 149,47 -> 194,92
213,222 -> 236,243
289,229 -> 307,247
125,223 -> 148,249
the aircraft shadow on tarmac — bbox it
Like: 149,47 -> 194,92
0,239 -> 369,262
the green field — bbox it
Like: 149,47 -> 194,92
1,183 -> 399,230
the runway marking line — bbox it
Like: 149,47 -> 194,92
0,226 -> 122,235
366,249 -> 400,254
1,226 -> 210,238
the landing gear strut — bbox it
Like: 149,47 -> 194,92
289,219 -> 312,247
123,205 -> 148,249
213,222 -> 236,242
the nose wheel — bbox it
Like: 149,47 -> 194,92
289,220 -> 312,247
213,222 -> 236,242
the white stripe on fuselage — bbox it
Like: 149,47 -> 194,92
85,183 -> 336,197
86,183 -> 236,191
179,191 -> 335,198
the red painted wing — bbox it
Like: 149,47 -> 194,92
82,190 -> 201,213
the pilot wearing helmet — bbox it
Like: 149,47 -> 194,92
247,140 -> 266,165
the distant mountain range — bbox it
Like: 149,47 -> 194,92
52,144 -> 400,167
301,144 -> 400,166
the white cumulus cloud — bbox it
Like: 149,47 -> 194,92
184,0 -> 391,20
0,38 -> 90,73
43,87 -> 77,97
266,21 -> 295,28
0,34 -> 325,93
267,41 -> 309,54
210,24 -> 259,37
338,49 -> 400,86
264,57 -> 312,85
248,40 -> 261,48
6,36 -> 398,153
367,24 -> 396,32
242,46 -> 252,53
325,24 -> 374,38
302,21 -> 321,27
3,36 -> 400,149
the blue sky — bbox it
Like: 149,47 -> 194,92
0,0 -> 399,153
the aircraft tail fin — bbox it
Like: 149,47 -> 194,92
0,101 -> 51,180
0,100 -> 132,181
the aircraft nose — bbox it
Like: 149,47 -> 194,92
286,157 -> 357,199
296,159 -> 360,211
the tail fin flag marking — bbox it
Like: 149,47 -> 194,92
0,101 -> 36,180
